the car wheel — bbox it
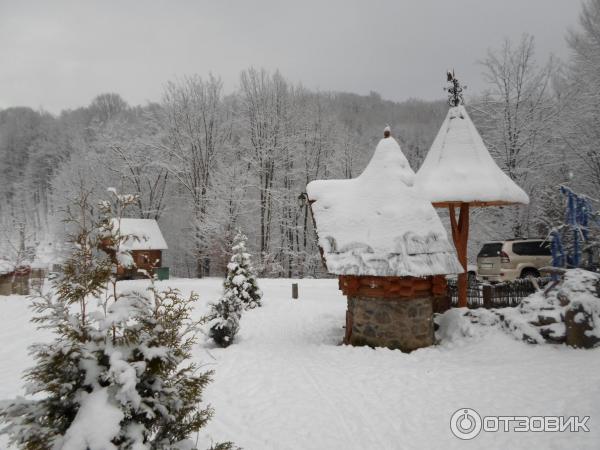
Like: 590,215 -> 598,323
520,268 -> 540,279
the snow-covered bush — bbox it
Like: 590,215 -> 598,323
208,232 -> 262,348
436,269 -> 600,348
0,189 -> 233,450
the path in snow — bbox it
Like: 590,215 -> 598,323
1,278 -> 599,449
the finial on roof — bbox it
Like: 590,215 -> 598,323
383,125 -> 391,138
444,70 -> 467,107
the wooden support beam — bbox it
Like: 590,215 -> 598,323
433,200 -> 517,208
448,203 -> 470,307
449,204 -> 458,244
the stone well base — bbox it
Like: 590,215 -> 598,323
345,295 -> 434,352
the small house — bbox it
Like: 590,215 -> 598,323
110,218 -> 169,280
307,129 -> 462,351
0,260 -> 30,296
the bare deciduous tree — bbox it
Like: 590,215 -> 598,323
161,74 -> 226,277
239,68 -> 293,272
474,34 -> 559,236
562,0 -> 600,192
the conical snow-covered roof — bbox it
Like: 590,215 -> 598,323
306,135 -> 462,277
415,105 -> 529,206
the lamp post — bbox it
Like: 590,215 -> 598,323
297,192 -> 308,209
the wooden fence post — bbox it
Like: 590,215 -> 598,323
292,283 -> 299,299
482,284 -> 493,309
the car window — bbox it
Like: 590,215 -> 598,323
538,241 -> 551,256
513,241 -> 549,256
512,242 -> 530,255
478,243 -> 502,257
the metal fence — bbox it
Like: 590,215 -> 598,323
447,277 -> 552,308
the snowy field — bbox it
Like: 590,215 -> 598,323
1,278 -> 600,449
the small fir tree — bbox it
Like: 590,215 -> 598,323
0,188 -> 233,450
207,289 -> 243,348
225,232 -> 262,310
208,232 -> 262,347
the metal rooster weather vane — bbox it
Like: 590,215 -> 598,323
444,70 -> 467,107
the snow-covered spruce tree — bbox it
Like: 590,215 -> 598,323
208,232 -> 262,347
225,231 -> 261,310
0,188 -> 233,450
207,289 -> 243,348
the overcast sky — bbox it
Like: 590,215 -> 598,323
0,0 -> 582,113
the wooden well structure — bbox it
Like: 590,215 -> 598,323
415,73 -> 529,307
307,129 -> 462,352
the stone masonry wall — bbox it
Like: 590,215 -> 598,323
346,295 -> 434,352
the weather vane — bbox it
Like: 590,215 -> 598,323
444,70 -> 467,107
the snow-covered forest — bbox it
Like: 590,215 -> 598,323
0,73 -> 451,277
3,2 -> 600,449
2,2 -> 600,278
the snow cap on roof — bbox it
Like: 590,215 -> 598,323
307,134 -> 462,277
0,259 -> 14,275
110,218 -> 168,251
415,105 -> 529,205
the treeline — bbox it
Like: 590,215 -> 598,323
0,71 -> 446,277
2,0 -> 600,275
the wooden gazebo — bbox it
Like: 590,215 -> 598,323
414,73 -> 529,307
307,129 -> 462,351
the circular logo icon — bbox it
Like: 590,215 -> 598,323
450,408 -> 482,440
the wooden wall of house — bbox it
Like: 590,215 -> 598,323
117,250 -> 163,278
0,273 -> 30,295
133,250 -> 163,270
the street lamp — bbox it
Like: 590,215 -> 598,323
297,192 -> 308,209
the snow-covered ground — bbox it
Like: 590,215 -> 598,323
1,278 -> 599,449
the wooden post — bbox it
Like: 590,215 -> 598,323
482,284 -> 493,309
449,203 -> 470,307
292,283 -> 299,299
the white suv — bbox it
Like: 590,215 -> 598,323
477,239 -> 551,283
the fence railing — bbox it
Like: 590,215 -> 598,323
447,277 -> 552,309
